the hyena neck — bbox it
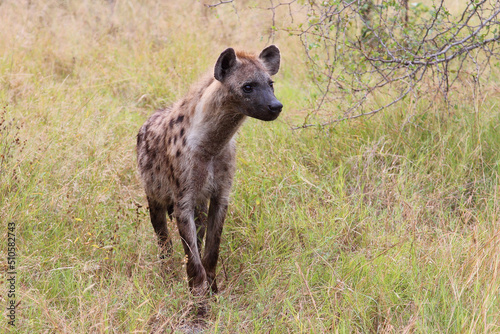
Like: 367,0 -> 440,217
189,80 -> 246,157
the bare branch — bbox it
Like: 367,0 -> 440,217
205,0 -> 234,8
281,0 -> 500,128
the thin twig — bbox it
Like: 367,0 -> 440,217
205,0 -> 234,8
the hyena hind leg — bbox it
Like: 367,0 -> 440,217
147,196 -> 173,258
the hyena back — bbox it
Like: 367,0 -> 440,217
136,45 -> 282,295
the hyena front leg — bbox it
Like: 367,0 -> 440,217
194,204 -> 208,258
175,205 -> 207,295
147,196 -> 173,257
202,196 -> 228,294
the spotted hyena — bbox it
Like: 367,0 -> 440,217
136,45 -> 282,296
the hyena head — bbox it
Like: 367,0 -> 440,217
214,45 -> 283,121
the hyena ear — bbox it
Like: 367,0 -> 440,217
259,45 -> 280,76
214,48 -> 237,82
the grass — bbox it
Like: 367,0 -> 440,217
1,0 -> 500,332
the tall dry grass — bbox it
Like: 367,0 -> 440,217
1,0 -> 499,333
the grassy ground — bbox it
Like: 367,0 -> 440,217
1,1 -> 500,333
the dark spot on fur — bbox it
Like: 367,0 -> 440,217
156,165 -> 161,172
145,139 -> 150,153
182,137 -> 187,146
175,179 -> 180,188
176,150 -> 181,157
155,135 -> 162,147
180,128 -> 185,137
145,160 -> 153,170
180,100 -> 187,108
163,130 -> 169,145
169,119 -> 175,128
137,132 -> 143,147
173,135 -> 177,145
168,137 -> 171,145
176,115 -> 185,124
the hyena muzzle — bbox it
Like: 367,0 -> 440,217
136,45 -> 282,296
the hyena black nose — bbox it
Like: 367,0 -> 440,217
268,101 -> 283,114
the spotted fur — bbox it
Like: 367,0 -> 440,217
136,45 -> 282,296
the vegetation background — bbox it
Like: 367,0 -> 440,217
1,0 -> 499,332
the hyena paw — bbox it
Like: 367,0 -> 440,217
158,252 -> 170,260
158,242 -> 173,259
191,280 -> 209,297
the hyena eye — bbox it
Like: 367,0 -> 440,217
269,81 -> 274,89
242,84 -> 253,93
